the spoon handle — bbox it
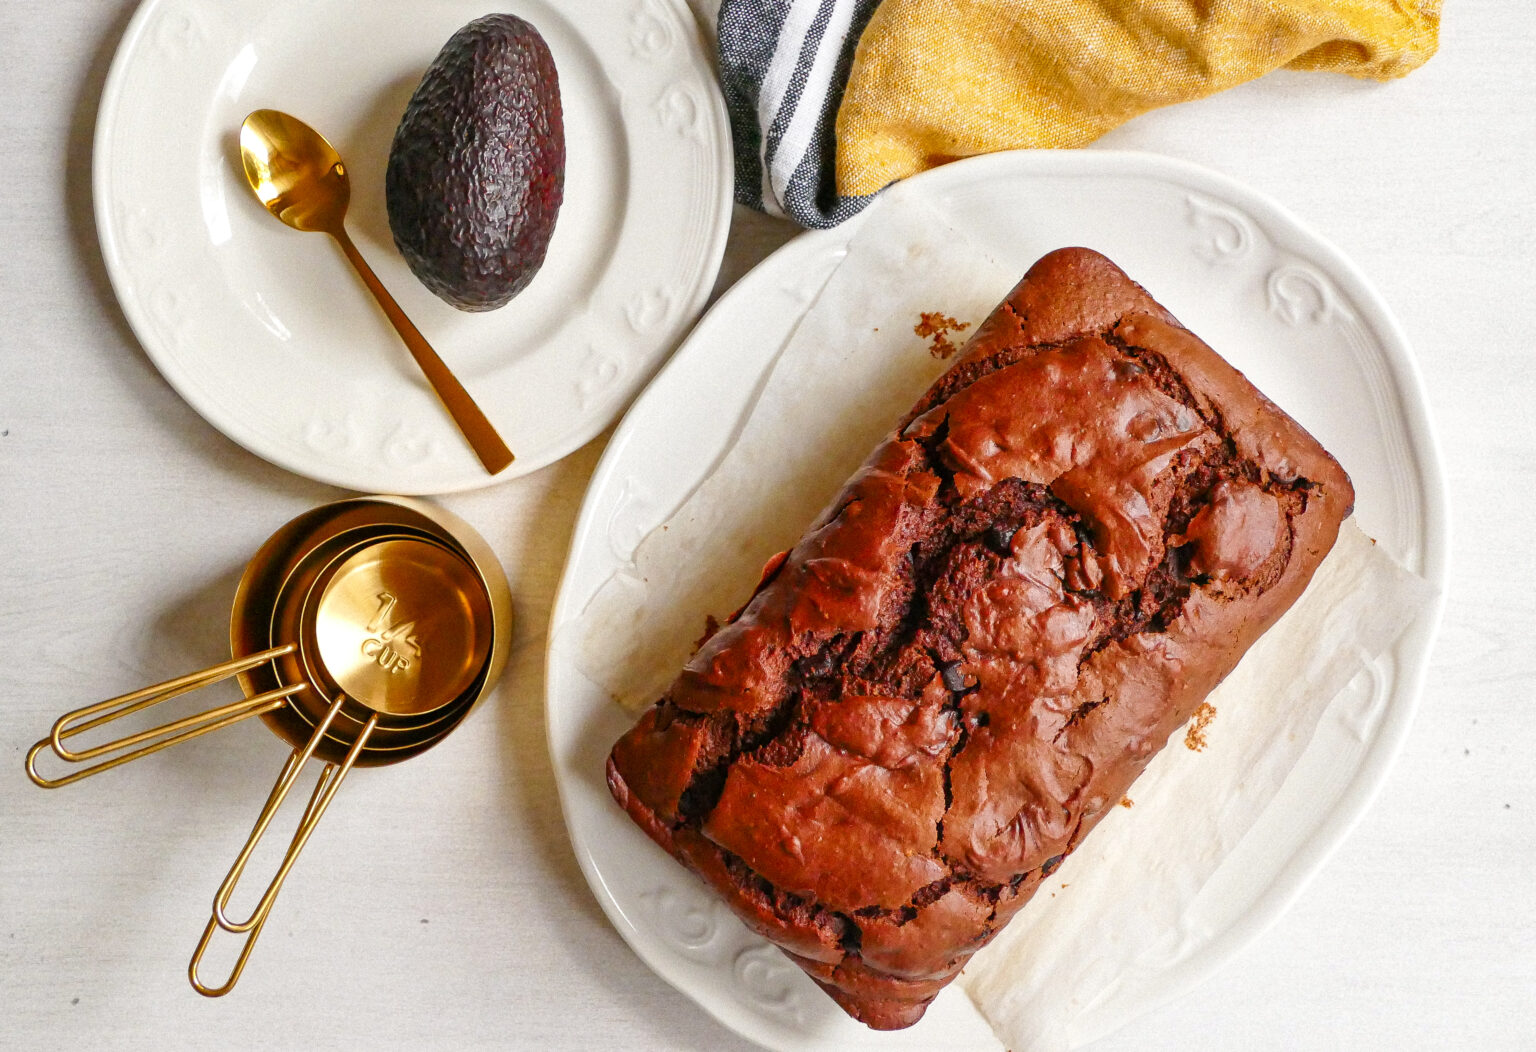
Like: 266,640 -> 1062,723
329,227 -> 514,475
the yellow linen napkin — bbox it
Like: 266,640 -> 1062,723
835,0 -> 1440,198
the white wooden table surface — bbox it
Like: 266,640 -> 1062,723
2,2 -> 1531,1048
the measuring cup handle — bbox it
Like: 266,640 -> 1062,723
25,645 -> 303,788
190,700 -> 374,995
187,714 -> 364,998
189,905 -> 270,997
209,695 -> 375,937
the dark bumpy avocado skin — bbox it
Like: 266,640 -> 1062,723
386,14 -> 564,312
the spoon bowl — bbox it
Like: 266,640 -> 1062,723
239,109 -> 350,234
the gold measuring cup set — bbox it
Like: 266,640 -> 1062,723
26,496 -> 512,997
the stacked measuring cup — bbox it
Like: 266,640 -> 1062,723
26,496 -> 512,995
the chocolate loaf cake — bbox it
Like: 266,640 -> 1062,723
606,248 -> 1354,1030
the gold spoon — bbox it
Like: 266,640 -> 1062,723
238,109 -> 513,475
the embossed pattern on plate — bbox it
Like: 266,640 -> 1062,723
546,151 -> 1447,1050
94,0 -> 731,493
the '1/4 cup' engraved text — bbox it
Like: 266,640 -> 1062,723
363,592 -> 421,674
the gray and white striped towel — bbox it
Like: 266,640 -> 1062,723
718,0 -> 883,229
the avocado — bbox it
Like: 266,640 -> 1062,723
385,14 -> 564,312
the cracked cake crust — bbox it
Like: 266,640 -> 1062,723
605,247 -> 1354,1030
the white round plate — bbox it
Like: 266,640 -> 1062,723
546,151 -> 1448,1049
94,0 -> 731,493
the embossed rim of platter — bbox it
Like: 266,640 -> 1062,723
92,0 -> 732,493
547,148 -> 1448,1049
